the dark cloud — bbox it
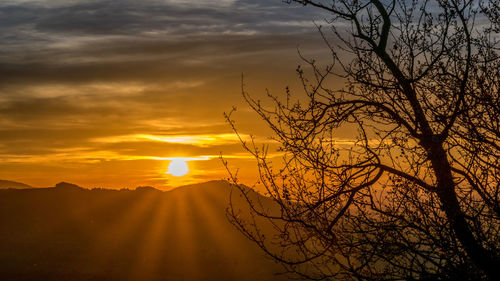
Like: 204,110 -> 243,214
1,1 -> 323,58
0,33 -> 322,86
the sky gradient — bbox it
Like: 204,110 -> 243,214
0,0 -> 332,189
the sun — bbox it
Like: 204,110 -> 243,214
167,158 -> 189,177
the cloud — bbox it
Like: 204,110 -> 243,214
0,0 -> 331,186
0,0 -> 327,90
0,0 -> 238,9
161,0 -> 237,7
92,133 -> 243,147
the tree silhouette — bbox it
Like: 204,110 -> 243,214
225,1 -> 499,280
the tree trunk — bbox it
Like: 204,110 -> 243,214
429,144 -> 500,280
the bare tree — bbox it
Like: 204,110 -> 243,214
224,1 -> 500,280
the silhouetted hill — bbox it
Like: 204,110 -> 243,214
135,185 -> 162,192
0,179 -> 32,189
0,180 -> 288,281
54,181 -> 84,191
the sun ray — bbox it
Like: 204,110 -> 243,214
170,189 -> 204,280
127,195 -> 172,281
88,191 -> 159,277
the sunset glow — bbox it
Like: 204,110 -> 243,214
1,0 -> 497,281
0,0 -> 327,189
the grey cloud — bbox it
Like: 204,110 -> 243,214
29,0 -> 321,35
0,32 -> 322,87
0,0 -> 323,46
0,0 -> 327,85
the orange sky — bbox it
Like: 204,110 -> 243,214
0,0 -> 336,189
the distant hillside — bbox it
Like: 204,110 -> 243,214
0,180 -> 288,281
0,180 -> 32,189
53,181 -> 84,190
135,185 -> 162,192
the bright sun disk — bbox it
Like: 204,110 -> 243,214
167,159 -> 189,177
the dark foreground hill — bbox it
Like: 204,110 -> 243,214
0,180 -> 288,281
0,179 -> 32,189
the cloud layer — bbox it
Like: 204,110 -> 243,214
0,0 -> 330,188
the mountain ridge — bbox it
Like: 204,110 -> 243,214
0,179 -> 287,281
0,179 -> 240,192
0,179 -> 32,189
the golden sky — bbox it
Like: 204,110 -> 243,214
0,0 -> 332,189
